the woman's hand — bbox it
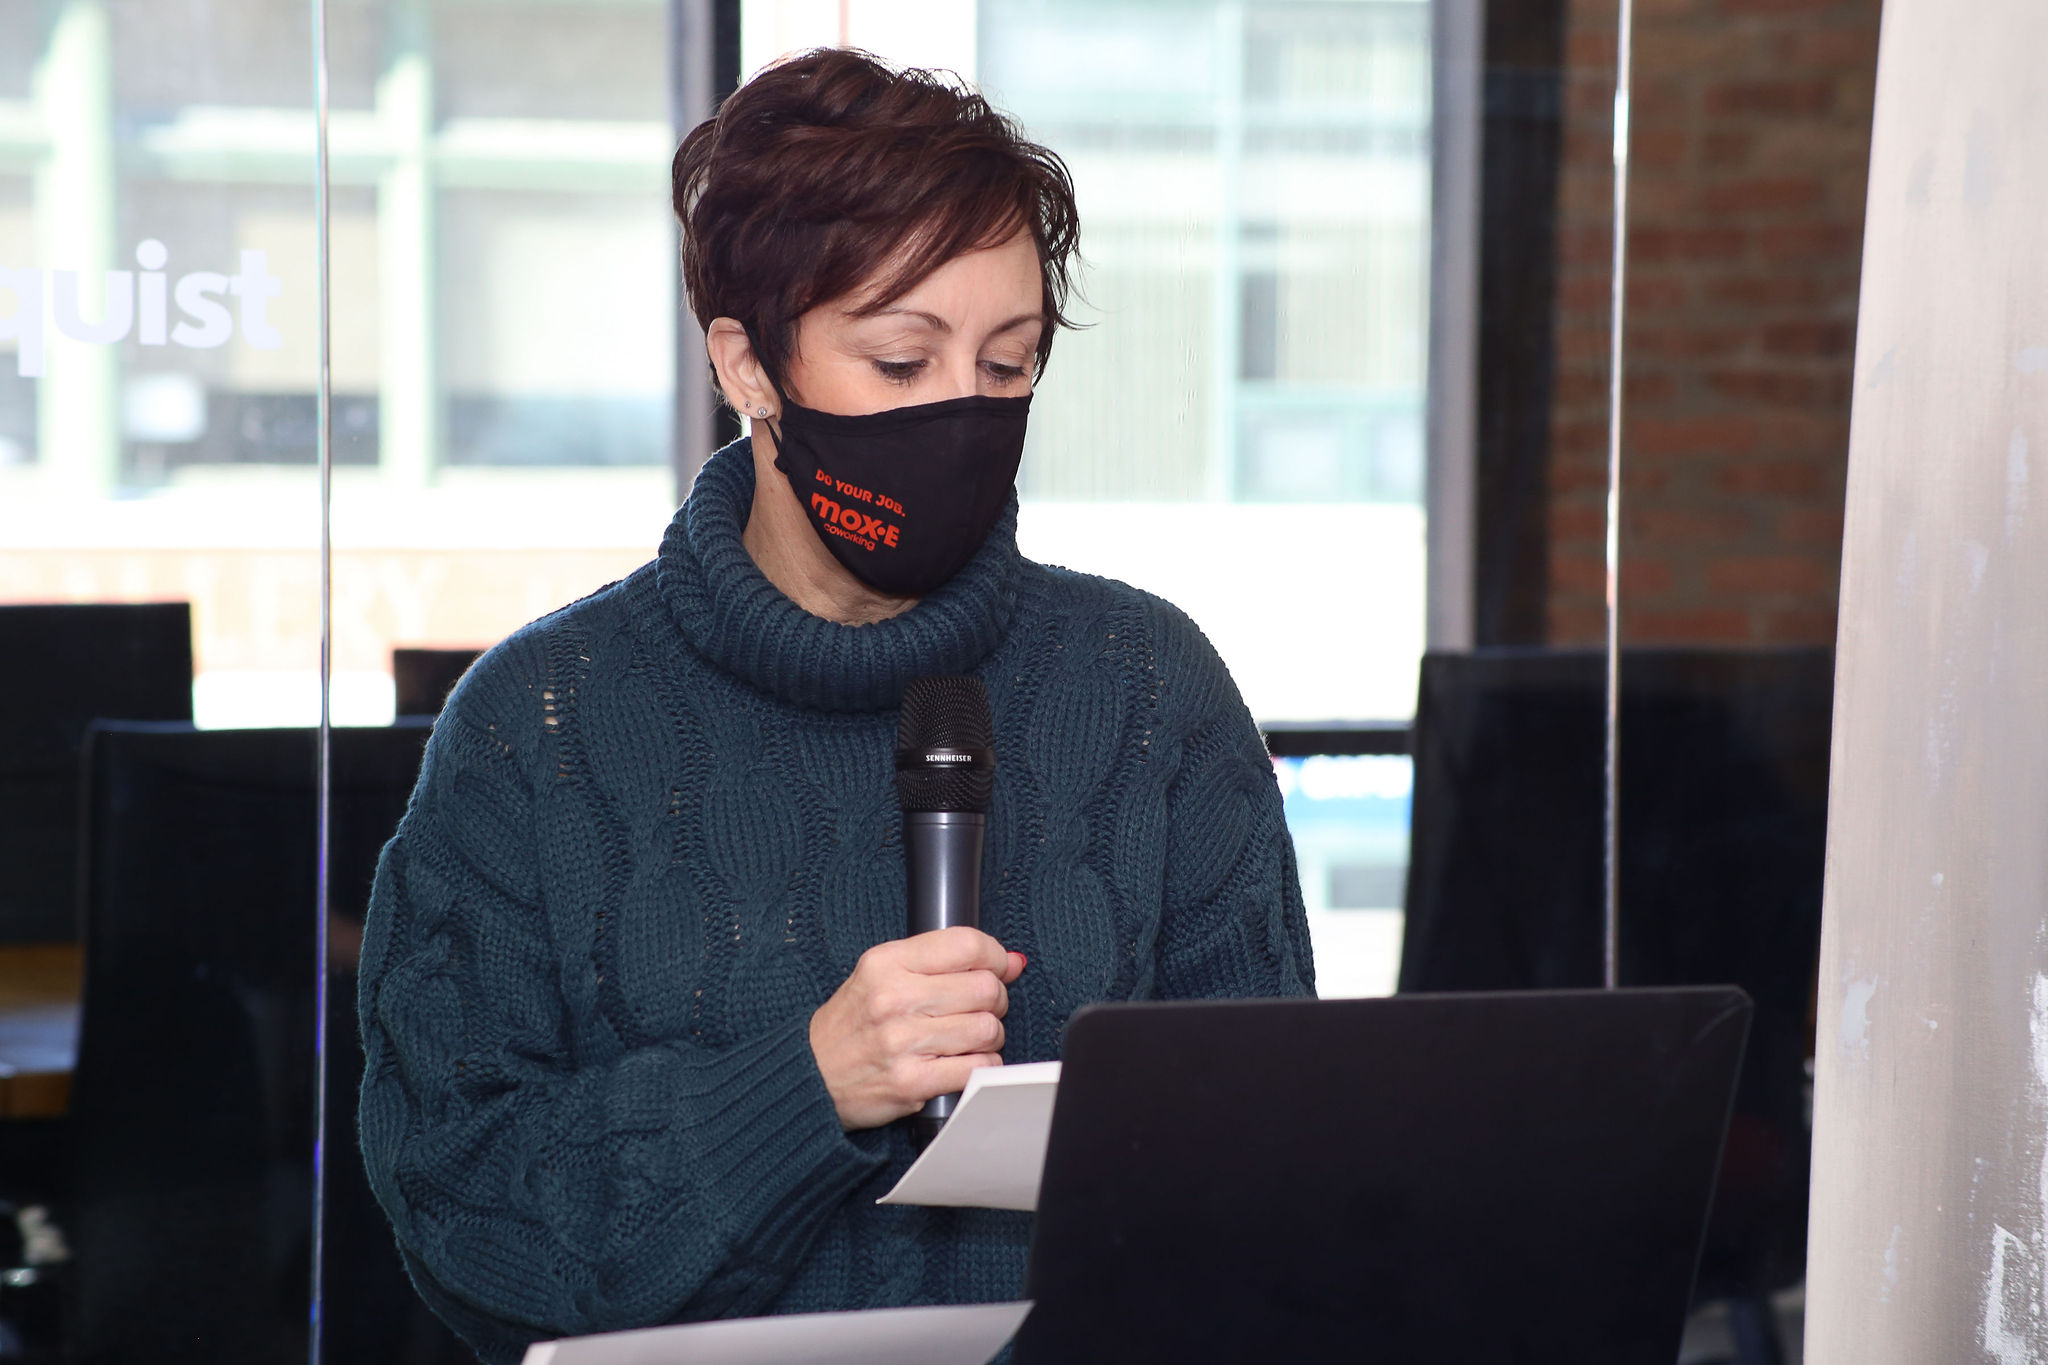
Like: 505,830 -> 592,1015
809,926 -> 1027,1131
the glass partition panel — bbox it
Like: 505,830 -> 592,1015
301,0 -> 1640,1354
1605,0 -> 1874,1346
323,0 -> 675,727
313,2 -> 678,1356
0,0 -> 324,1356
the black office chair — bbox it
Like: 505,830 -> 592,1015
0,603 -> 193,944
0,604 -> 193,1358
1399,647 -> 1832,1365
68,720 -> 469,1365
392,647 -> 484,718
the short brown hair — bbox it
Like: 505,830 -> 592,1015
672,47 -> 1081,396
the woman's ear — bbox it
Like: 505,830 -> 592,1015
705,318 -> 776,419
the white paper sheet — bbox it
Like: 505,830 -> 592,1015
519,1301 -> 1032,1365
877,1061 -> 1061,1212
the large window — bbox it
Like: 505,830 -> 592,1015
778,0 -> 1435,994
3,0 -> 1430,994
742,1 -> 1430,728
0,0 -> 325,727
983,0 -> 1430,726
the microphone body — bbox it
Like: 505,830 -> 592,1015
904,811 -> 987,940
904,810 -> 986,1133
895,676 -> 997,1145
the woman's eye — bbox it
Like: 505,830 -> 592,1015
982,361 -> 1027,383
874,359 -> 925,383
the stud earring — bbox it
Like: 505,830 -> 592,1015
755,406 -> 769,418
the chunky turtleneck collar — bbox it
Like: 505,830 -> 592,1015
654,437 -> 1023,713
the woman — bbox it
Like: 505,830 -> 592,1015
358,47 -> 1313,1363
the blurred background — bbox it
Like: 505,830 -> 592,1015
0,0 -> 1883,1359
1,0 -> 1480,997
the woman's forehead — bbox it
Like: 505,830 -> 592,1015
837,234 -> 1042,322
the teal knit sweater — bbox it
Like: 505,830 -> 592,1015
357,439 -> 1315,1363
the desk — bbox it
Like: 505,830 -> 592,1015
0,946 -> 81,1119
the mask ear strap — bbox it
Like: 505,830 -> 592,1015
742,323 -> 790,446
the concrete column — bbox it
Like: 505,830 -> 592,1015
32,0 -> 119,496
377,0 -> 437,489
1806,3 -> 2048,1361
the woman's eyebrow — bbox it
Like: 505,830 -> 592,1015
862,307 -> 950,332
856,309 -> 1046,336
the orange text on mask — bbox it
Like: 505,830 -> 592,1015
810,492 -> 901,549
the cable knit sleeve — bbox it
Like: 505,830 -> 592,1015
355,646 -> 884,1363
1145,598 -> 1317,1000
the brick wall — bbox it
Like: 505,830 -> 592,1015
1546,0 -> 1883,646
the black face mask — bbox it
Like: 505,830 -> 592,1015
767,391 -> 1030,598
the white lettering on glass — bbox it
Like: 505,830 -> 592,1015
53,270 -> 134,344
136,239 -> 169,347
0,240 -> 284,376
170,272 -> 232,349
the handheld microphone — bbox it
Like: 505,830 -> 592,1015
896,675 -> 995,1143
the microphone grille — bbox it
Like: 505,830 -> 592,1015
896,675 -> 995,813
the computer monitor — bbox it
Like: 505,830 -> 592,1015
0,603 -> 193,943
69,719 -> 468,1364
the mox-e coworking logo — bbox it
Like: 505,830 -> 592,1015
0,240 -> 283,378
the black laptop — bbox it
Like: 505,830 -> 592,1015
1013,987 -> 1751,1365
